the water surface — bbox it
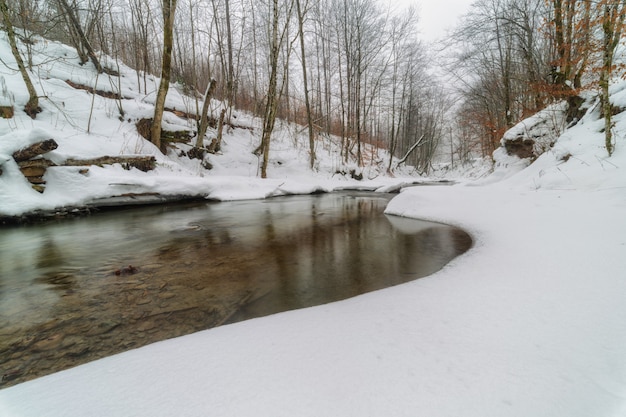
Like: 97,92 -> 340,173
0,193 -> 471,387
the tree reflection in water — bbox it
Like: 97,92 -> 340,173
0,193 -> 471,387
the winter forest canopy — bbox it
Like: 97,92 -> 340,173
1,0 -> 625,175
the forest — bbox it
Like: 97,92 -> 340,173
1,0 -> 625,174
2,2 -> 626,415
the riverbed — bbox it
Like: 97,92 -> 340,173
0,193 -> 471,387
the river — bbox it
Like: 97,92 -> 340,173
0,192 -> 471,387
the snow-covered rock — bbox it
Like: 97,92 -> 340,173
498,101 -> 568,161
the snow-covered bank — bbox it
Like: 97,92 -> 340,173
3,26 -> 626,417
3,98 -> 626,417
2,171 -> 625,417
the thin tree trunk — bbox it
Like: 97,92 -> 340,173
224,0 -> 235,115
259,0 -> 281,179
215,107 -> 227,152
152,0 -> 178,153
295,0 -> 315,169
56,0 -> 103,73
250,0 -> 260,115
600,1 -> 626,157
196,79 -> 218,147
395,134 -> 426,168
259,0 -> 294,178
210,0 -> 226,96
0,0 -> 40,118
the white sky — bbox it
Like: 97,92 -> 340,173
394,0 -> 475,42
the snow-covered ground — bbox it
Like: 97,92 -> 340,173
2,33 -> 626,416
0,33 -> 424,219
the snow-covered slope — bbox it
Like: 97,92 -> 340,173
0,32 -> 417,219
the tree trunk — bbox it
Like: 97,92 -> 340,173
152,0 -> 178,153
600,1 -> 626,157
550,0 -> 593,95
259,0 -> 281,179
0,0 -> 40,118
215,108 -> 227,153
56,0 -> 103,74
196,79 -> 218,148
395,134 -> 426,168
12,139 -> 58,162
224,0 -> 236,115
295,0 -> 316,170
600,57 -> 613,157
64,155 -> 156,172
259,0 -> 293,178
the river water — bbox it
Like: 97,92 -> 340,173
0,192 -> 471,387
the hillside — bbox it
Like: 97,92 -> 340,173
0,32 -> 421,220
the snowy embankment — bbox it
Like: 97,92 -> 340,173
3,98 -> 626,417
0,34 -> 421,220
2,35 -> 626,416
2,128 -> 626,417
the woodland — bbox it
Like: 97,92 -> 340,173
2,2 -> 626,415
1,0 -> 625,174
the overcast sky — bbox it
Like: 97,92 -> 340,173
393,0 -> 475,43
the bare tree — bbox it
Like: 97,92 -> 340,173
224,0 -> 236,113
152,0 -> 179,153
310,0 -> 334,139
128,0 -> 154,93
0,0 -> 40,117
507,0 -> 551,112
257,0 -> 295,178
196,79 -> 218,147
386,12 -> 421,172
598,0 -> 626,156
14,0 -> 48,68
295,0 -> 315,169
55,0 -> 104,73
548,0 -> 593,92
446,0 -> 556,157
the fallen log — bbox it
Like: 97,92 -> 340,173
135,118 -> 193,144
18,159 -> 56,177
394,134 -> 426,169
12,139 -> 58,162
65,80 -> 125,100
17,159 -> 56,168
64,155 -> 156,172
162,129 -> 193,144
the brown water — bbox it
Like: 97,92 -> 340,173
0,193 -> 471,388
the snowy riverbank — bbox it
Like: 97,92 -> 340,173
2,180 -> 625,417
3,102 -> 626,417
2,30 -> 626,416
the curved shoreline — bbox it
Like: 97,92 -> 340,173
0,179 -> 457,225
0,193 -> 471,388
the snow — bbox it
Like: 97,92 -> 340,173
500,101 -> 568,153
0,30 -> 414,217
2,32 -> 626,417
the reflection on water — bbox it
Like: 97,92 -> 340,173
0,193 -> 471,387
